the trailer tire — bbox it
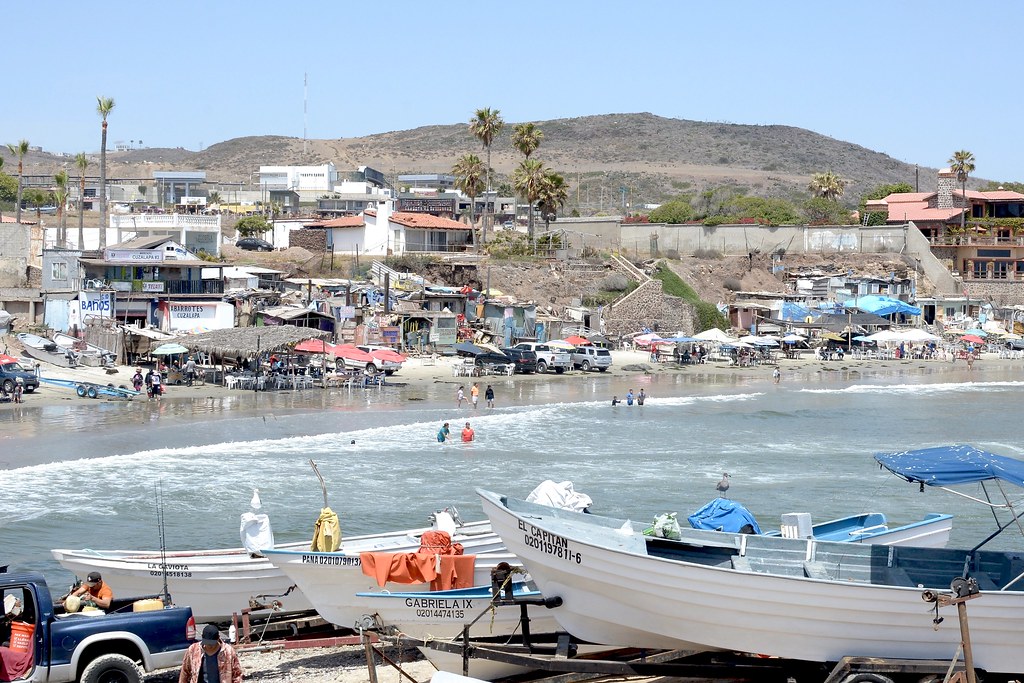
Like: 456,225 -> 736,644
87,386 -> 99,399
80,653 -> 144,683
76,384 -> 87,397
841,674 -> 894,683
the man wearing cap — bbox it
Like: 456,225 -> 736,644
70,571 -> 113,610
179,624 -> 242,683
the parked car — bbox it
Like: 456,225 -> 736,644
571,345 -> 613,372
235,237 -> 274,252
473,350 -> 512,370
0,357 -> 39,394
512,342 -> 571,373
355,345 -> 406,375
500,347 -> 538,374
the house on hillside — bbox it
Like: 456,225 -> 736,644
868,168 -> 1024,284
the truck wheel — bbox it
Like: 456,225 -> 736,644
581,360 -> 591,372
598,367 -> 607,372
87,386 -> 99,399
80,653 -> 144,683
76,384 -> 87,397
537,361 -> 548,373
555,367 -> 565,374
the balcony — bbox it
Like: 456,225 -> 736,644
111,280 -> 225,295
110,213 -> 221,230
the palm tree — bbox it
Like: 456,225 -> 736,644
96,96 -> 116,249
949,149 -> 977,231
808,171 -> 847,202
6,139 -> 29,224
452,154 -> 485,235
511,123 -> 543,160
0,155 -> 4,222
512,159 -> 547,241
54,170 -> 69,246
208,191 -> 222,206
23,188 -> 50,223
75,152 -> 89,250
537,171 -> 569,234
469,107 -> 504,245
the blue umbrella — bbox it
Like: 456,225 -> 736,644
965,328 -> 988,337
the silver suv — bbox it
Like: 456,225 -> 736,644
512,342 -> 572,373
571,346 -> 612,372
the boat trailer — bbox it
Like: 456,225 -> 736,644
37,376 -> 140,400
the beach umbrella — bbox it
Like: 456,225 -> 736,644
962,334 -> 985,345
965,328 -> 988,337
897,329 -> 940,342
332,345 -> 375,363
782,333 -> 805,343
694,328 -> 735,343
0,354 -> 20,365
366,348 -> 406,363
294,339 -> 335,354
864,330 -> 902,343
565,335 -> 592,346
454,341 -> 486,356
547,340 -> 576,350
152,342 -> 190,355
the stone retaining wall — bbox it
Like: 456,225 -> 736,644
604,280 -> 694,336
288,228 -> 327,252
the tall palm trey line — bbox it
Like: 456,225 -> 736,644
6,139 -> 30,224
948,149 -> 976,232
469,107 -> 504,247
75,152 -> 89,250
97,96 -> 116,249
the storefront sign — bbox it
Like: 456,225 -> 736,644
435,327 -> 457,345
397,198 -> 456,214
337,305 -> 356,319
381,326 -> 400,344
104,249 -> 165,263
159,301 -> 234,331
78,291 -> 113,317
142,282 -> 165,293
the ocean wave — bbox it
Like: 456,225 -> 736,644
799,381 -> 1024,395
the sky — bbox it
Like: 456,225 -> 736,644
4,0 -> 1021,181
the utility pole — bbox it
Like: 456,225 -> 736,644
303,72 -> 308,156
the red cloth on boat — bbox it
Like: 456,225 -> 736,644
417,530 -> 464,556
0,646 -> 34,682
360,552 -> 477,590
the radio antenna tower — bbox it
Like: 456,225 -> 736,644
303,72 -> 308,155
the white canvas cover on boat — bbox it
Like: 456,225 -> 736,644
526,480 -> 593,512
240,512 -> 275,555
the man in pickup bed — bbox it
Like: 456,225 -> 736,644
179,624 -> 242,683
69,571 -> 113,610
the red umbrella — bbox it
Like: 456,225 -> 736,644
332,345 -> 375,363
0,354 -> 20,365
294,339 -> 335,354
962,334 -> 985,345
564,335 -> 592,346
368,348 -> 406,363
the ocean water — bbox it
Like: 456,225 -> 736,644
3,370 -> 1024,594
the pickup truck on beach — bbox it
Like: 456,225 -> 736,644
0,571 -> 195,683
511,342 -> 571,373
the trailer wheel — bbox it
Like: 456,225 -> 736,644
80,653 -> 143,683
841,674 -> 895,683
76,384 -> 87,397
87,386 -> 99,399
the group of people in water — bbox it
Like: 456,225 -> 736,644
611,388 -> 647,406
437,421 -> 474,443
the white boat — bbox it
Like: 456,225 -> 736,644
17,332 -> 77,368
358,583 -> 566,680
262,546 -> 516,631
52,514 -> 501,622
478,446 -> 1024,676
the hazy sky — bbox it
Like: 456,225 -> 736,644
5,1 -> 1020,180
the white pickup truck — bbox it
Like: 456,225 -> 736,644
512,342 -> 572,374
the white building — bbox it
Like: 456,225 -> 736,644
259,163 -> 338,199
301,201 -> 472,256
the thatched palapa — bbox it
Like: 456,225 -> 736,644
183,325 -> 329,358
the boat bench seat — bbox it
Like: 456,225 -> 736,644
972,573 -> 1000,591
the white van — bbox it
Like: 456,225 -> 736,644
571,346 -> 612,372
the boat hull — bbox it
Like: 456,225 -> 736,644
479,490 -> 1024,674
52,519 -> 498,622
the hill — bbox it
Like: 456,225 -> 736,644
7,113 -> 960,212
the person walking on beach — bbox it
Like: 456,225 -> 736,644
179,624 -> 242,683
456,386 -> 465,407
485,384 -> 495,408
773,367 -> 781,384
626,389 -> 635,406
461,422 -> 475,442
184,357 -> 197,386
437,422 -> 451,443
151,370 -> 163,400
471,383 -> 480,409
637,388 -> 646,405
132,368 -> 144,392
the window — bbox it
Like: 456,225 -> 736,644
51,261 -> 67,281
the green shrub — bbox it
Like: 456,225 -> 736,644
653,263 -> 728,332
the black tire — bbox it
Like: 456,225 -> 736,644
555,367 -> 565,374
76,384 -> 87,397
1,379 -> 13,394
366,363 -> 377,373
537,361 -> 548,373
598,367 -> 607,372
87,386 -> 99,399
80,653 -> 144,683
581,360 -> 591,372
174,379 -> 183,386
256,246 -> 267,252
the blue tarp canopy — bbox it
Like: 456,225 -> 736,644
688,498 -> 762,534
843,295 -> 921,317
780,301 -> 814,322
875,444 -> 1024,488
